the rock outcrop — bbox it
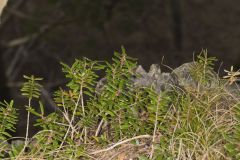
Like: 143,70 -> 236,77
132,62 -> 239,96
96,62 -> 239,96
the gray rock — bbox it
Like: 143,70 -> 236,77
133,64 -> 178,93
96,62 -> 239,96
171,62 -> 198,89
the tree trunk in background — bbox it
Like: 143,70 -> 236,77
0,49 -> 10,101
0,0 -> 10,101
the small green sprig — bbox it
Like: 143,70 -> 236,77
21,75 -> 43,99
0,100 -> 17,140
191,49 -> 217,85
17,75 -> 43,158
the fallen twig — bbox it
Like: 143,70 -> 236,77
90,134 -> 151,155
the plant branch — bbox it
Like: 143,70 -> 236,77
90,134 -> 151,155
149,95 -> 161,159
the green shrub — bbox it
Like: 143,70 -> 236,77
0,47 -> 239,159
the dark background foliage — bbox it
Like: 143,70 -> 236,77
0,0 -> 239,136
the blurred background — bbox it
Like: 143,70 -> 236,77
0,0 -> 239,136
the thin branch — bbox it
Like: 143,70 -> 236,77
4,15 -> 67,82
16,97 -> 32,159
90,134 -> 151,155
5,33 -> 39,47
7,9 -> 40,21
95,118 -> 104,137
149,96 -> 161,159
3,15 -> 63,48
